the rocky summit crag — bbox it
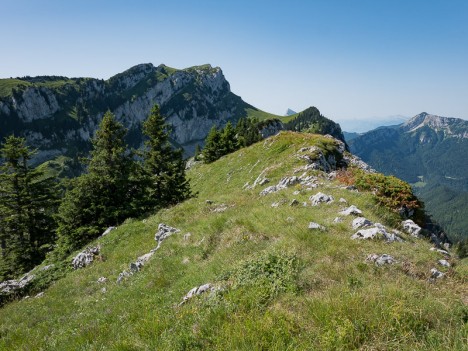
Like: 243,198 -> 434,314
0,131 -> 466,350
0,63 -> 277,163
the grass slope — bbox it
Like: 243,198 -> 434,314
0,132 -> 466,350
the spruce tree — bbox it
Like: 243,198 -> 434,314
56,111 -> 135,253
202,126 -> 222,163
0,136 -> 58,278
140,105 -> 190,211
221,121 -> 238,155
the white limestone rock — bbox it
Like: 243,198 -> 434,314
339,205 -> 362,216
352,217 -> 373,230
402,219 -> 422,237
309,192 -> 334,206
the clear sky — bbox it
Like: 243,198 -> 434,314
1,0 -> 467,122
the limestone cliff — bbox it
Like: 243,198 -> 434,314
0,63 -> 255,162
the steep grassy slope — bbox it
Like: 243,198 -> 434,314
0,132 -> 466,350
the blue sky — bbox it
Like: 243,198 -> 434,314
2,0 -> 467,124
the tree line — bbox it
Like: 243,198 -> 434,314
200,117 -> 262,163
0,105 -> 190,279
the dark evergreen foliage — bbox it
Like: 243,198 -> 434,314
0,136 -> 58,279
202,118 -> 262,163
284,106 -> 346,144
55,111 -> 136,254
139,105 -> 191,212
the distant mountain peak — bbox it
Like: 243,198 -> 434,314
285,108 -> 296,116
402,112 -> 468,138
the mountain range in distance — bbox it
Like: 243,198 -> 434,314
1,63 -> 467,241
349,112 -> 468,241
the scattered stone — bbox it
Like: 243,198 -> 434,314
271,202 -> 281,208
351,223 -> 402,242
72,245 -> 100,269
183,233 -> 192,241
293,190 -> 300,195
352,217 -> 373,230
308,222 -> 326,231
155,223 -> 180,245
333,217 -> 343,223
260,185 -> 278,196
290,199 -> 299,206
443,242 -> 451,250
211,204 -> 229,213
438,259 -> 451,267
101,287 -> 107,293
345,185 -> 357,191
258,178 -> 270,186
430,247 -> 450,256
35,292 -> 44,298
343,154 -> 376,173
0,273 -> 35,295
182,257 -> 190,264
118,223 -> 180,284
205,199 -> 215,205
366,254 -> 396,266
97,277 -> 107,283
259,176 -> 301,196
180,283 -> 215,305
351,227 -> 382,240
430,268 -> 445,279
302,202 -> 308,207
309,192 -> 334,206
339,205 -> 362,216
339,198 -> 347,203
401,219 -> 422,237
101,226 -> 116,236
40,264 -> 54,271
286,217 -> 295,223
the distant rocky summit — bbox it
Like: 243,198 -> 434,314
0,63 -> 258,162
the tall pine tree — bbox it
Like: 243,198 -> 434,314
0,136 -> 58,279
139,105 -> 191,212
56,111 -> 135,253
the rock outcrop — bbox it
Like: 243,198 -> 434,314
0,64 -> 255,162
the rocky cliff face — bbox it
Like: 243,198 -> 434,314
0,63 -> 253,162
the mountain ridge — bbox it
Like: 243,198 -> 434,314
0,63 -> 284,163
0,131 -> 465,350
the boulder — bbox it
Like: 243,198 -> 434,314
352,217 -> 373,230
438,259 -> 451,267
351,223 -> 402,242
401,219 -> 422,237
309,192 -> 334,206
0,273 -> 35,295
71,246 -> 100,269
430,268 -> 445,279
339,205 -> 362,216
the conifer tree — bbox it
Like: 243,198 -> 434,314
0,136 -> 58,278
140,105 -> 190,211
221,121 -> 238,154
56,111 -> 135,253
202,126 -> 222,163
